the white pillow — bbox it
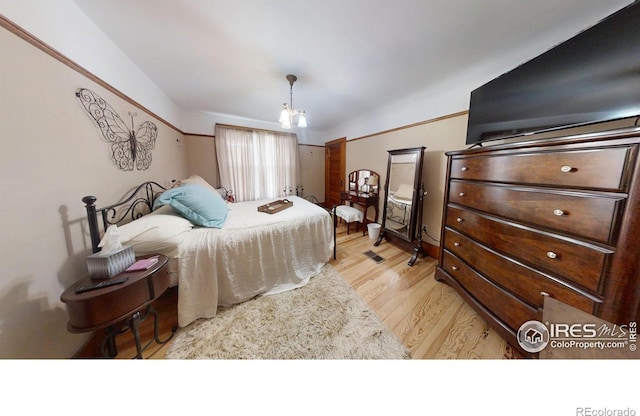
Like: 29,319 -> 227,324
151,204 -> 181,216
116,213 -> 193,257
394,183 -> 414,200
172,174 -> 217,193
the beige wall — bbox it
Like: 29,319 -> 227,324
298,144 -> 325,201
346,114 -> 469,246
184,134 -> 220,187
0,26 -> 189,358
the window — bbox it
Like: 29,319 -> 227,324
215,124 -> 300,202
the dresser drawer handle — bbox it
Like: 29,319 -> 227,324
461,166 -> 468,171
553,209 -> 566,216
456,217 -> 464,223
546,251 -> 558,259
458,192 -> 465,197
451,266 -> 459,271
454,242 -> 461,247
560,165 -> 574,173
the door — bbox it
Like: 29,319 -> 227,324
324,137 -> 346,208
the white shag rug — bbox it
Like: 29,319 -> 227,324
165,264 -> 410,359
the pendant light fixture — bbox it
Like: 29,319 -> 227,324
279,74 -> 307,129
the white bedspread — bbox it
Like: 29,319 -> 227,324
176,196 -> 333,327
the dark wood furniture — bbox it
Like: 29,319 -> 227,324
340,169 -> 380,234
375,147 -> 426,266
60,254 -> 175,358
325,137 -> 346,209
435,127 -> 640,357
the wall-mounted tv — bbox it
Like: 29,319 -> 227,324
465,2 -> 640,146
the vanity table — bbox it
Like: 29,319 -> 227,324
340,191 -> 379,224
340,169 -> 380,227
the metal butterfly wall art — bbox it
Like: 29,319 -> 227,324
76,88 -> 158,171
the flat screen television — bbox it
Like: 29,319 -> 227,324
465,2 -> 640,146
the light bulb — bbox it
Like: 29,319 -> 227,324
281,113 -> 292,129
279,104 -> 289,125
297,111 -> 307,128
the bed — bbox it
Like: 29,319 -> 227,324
83,178 -> 335,327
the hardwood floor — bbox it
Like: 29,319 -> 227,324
99,222 -> 519,359
331,225 -> 519,359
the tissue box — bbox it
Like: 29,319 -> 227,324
86,246 -> 135,279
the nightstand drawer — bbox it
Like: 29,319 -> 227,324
449,181 -> 623,244
449,146 -> 631,191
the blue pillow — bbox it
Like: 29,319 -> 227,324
153,184 -> 229,228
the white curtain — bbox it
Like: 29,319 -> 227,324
215,124 -> 300,202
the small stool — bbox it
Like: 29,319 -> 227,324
335,205 -> 364,235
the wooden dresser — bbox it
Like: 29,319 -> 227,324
435,127 -> 640,356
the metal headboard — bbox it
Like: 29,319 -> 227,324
82,181 -> 167,253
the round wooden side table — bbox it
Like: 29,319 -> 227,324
60,254 -> 176,358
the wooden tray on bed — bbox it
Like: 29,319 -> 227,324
257,199 -> 293,214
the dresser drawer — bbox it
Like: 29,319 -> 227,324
443,228 -> 600,314
449,181 -> 623,244
441,251 -> 537,332
445,205 -> 610,293
449,146 -> 631,191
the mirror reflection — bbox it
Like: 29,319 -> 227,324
384,154 -> 417,239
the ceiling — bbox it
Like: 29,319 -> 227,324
73,0 -> 633,134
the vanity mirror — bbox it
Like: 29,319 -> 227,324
374,147 -> 426,266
